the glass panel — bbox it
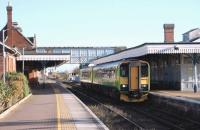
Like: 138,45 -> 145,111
105,49 -> 114,55
88,49 -> 96,57
120,64 -> 129,77
36,48 -> 47,53
141,63 -> 148,77
97,49 -> 105,57
53,48 -> 62,53
71,49 -> 79,57
62,48 -> 70,53
80,49 -> 87,57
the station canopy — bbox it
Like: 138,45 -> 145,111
17,54 -> 70,61
91,43 -> 200,65
16,53 -> 70,70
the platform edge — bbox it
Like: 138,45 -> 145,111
0,94 -> 32,119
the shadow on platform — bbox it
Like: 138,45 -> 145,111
30,83 -> 68,95
0,117 -> 97,129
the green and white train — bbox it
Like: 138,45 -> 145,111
80,59 -> 150,102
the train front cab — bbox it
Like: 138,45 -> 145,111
119,61 -> 150,102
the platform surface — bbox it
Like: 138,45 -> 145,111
150,90 -> 200,101
0,80 -> 108,130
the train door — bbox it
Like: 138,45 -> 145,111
129,63 -> 140,91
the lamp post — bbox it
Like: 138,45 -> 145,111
2,29 -> 9,84
22,48 -> 24,74
192,54 -> 198,93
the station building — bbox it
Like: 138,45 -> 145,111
0,4 -> 71,84
0,4 -> 38,82
92,24 -> 200,91
0,41 -> 20,76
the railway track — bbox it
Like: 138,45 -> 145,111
126,103 -> 200,130
63,82 -> 200,130
67,83 -> 144,130
128,103 -> 200,130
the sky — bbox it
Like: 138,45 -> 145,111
1,0 -> 200,48
1,0 -> 200,72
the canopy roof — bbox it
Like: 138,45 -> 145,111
17,54 -> 70,61
92,42 -> 200,65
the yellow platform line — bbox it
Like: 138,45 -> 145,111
59,92 -> 76,130
54,87 -> 76,130
55,89 -> 61,130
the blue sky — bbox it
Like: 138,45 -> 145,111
1,0 -> 200,48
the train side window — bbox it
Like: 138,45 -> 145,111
120,64 -> 128,77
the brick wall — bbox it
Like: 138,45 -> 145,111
6,54 -> 16,72
5,5 -> 33,50
0,53 -> 16,78
6,30 -> 33,50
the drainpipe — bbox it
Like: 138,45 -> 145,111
193,54 -> 198,93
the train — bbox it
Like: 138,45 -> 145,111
80,59 -> 150,102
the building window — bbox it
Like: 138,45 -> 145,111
71,49 -> 79,57
97,49 -> 105,57
53,48 -> 62,53
105,49 -> 114,55
62,49 -> 70,53
36,48 -> 47,53
88,49 -> 96,57
80,49 -> 87,57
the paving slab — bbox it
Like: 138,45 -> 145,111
0,83 -> 57,130
150,90 -> 200,101
0,80 -> 108,130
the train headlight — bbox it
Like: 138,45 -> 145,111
141,84 -> 148,91
122,84 -> 127,88
120,84 -> 128,91
141,84 -> 147,87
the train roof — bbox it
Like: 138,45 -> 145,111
81,59 -> 148,70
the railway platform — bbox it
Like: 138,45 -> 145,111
150,90 -> 200,101
0,79 -> 108,130
149,90 -> 200,119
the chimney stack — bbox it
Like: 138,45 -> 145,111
163,24 -> 174,43
6,4 -> 13,46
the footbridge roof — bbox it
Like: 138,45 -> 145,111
16,46 -> 125,63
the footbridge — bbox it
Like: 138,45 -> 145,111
15,46 -> 125,85
16,46 -> 126,71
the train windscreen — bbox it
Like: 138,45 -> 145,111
120,64 -> 129,77
141,63 -> 148,77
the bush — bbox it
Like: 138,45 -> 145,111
0,72 -> 30,112
21,73 -> 30,97
0,81 -> 13,108
6,72 -> 30,98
